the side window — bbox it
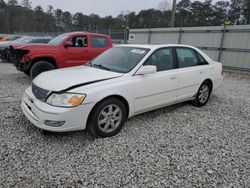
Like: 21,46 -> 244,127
68,36 -> 87,47
176,48 -> 199,68
144,48 -> 175,72
91,36 -> 108,48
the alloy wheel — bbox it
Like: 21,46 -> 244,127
98,104 -> 122,133
198,84 -> 210,104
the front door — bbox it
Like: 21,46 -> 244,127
62,35 -> 91,67
133,48 -> 178,113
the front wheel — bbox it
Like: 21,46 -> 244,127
193,81 -> 212,107
88,98 -> 127,138
30,61 -> 55,79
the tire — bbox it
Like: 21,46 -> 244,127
23,69 -> 30,76
193,81 -> 212,107
30,61 -> 55,79
88,98 -> 127,138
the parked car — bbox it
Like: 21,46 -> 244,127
11,32 -> 112,78
22,44 -> 223,138
0,35 -> 20,42
0,37 -> 52,61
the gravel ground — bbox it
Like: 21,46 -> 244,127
0,61 -> 249,187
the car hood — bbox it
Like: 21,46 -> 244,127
33,66 -> 123,92
13,43 -> 55,50
0,41 -> 15,48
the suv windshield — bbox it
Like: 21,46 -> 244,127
90,47 -> 150,73
49,33 -> 70,45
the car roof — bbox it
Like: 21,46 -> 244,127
67,32 -> 109,37
117,44 -> 198,50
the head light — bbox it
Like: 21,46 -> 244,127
46,93 -> 86,107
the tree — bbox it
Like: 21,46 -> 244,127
229,0 -> 246,23
176,0 -> 192,26
158,0 -> 170,12
213,1 -> 230,25
62,11 -> 73,31
0,0 -> 246,34
246,0 -> 250,24
45,5 -> 56,32
0,0 -> 7,33
188,0 -> 215,26
33,5 -> 45,31
54,8 -> 64,31
21,0 -> 31,10
7,0 -> 18,6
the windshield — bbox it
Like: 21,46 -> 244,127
90,47 -> 150,73
13,37 -> 27,43
49,33 -> 70,45
21,38 -> 35,44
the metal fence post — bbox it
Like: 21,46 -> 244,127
147,29 -> 151,44
218,24 -> 226,62
124,29 -> 127,44
178,27 -> 182,44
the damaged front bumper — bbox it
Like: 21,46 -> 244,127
10,47 -> 31,71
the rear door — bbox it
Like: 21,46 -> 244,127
175,47 -> 210,101
90,36 -> 110,58
62,35 -> 91,67
133,48 -> 178,113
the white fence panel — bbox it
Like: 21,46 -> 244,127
129,25 -> 250,71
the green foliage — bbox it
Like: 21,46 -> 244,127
0,0 -> 249,34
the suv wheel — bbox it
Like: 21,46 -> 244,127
30,61 -> 55,79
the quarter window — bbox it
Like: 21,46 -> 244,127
176,48 -> 199,68
197,53 -> 208,65
144,48 -> 175,72
91,36 -> 108,48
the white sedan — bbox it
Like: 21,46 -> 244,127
22,44 -> 223,137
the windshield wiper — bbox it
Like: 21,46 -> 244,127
93,64 -> 111,71
85,61 -> 93,67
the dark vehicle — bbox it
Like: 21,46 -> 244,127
0,37 -> 52,61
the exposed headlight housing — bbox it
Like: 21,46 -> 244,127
46,93 -> 86,107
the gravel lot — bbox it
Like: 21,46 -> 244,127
0,61 -> 249,187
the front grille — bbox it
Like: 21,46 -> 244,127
32,83 -> 50,101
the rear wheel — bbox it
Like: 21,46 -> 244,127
30,61 -> 55,79
88,98 -> 127,138
193,81 -> 212,107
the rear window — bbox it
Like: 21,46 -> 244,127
91,36 -> 108,48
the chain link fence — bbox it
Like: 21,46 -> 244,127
12,29 -> 127,44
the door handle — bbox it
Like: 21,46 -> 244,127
199,71 -> 204,74
83,50 -> 89,54
171,76 -> 177,80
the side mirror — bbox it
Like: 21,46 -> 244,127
136,65 -> 157,75
64,41 -> 73,48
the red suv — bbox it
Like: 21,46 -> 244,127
11,32 -> 112,78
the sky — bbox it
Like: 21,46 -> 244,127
17,0 -> 168,17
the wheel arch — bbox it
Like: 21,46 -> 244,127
203,78 -> 213,91
87,94 -> 130,127
30,56 -> 57,69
